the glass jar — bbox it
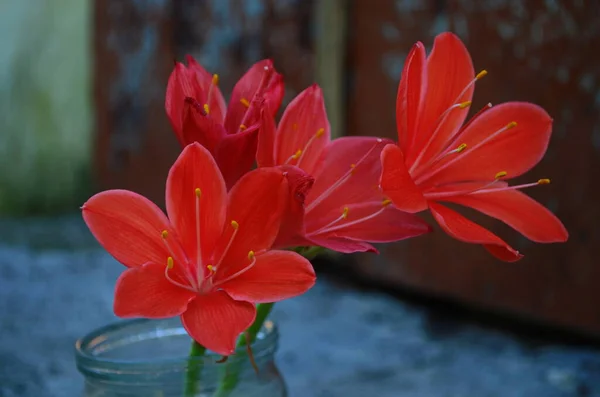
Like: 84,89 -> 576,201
75,317 -> 287,397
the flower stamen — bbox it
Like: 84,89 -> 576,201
296,128 -> 326,168
212,250 -> 258,287
416,121 -> 518,184
285,149 -> 303,164
164,256 -> 196,292
306,139 -> 383,213
314,199 -> 391,235
162,230 -> 198,290
214,221 -> 239,269
203,74 -> 219,115
409,101 -> 472,173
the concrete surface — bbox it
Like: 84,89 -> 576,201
1,216 -> 599,397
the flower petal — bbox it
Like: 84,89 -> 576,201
424,102 -> 553,187
428,201 -> 523,262
306,136 -> 390,218
82,190 -> 176,268
380,144 -> 428,213
166,143 -> 227,267
314,201 -> 432,243
181,291 -> 256,356
441,189 -> 568,243
273,165 -> 315,249
178,98 -> 227,151
214,125 -> 260,189
308,235 -> 378,254
184,55 -> 227,124
221,250 -> 316,303
256,104 -> 277,167
165,62 -> 193,136
274,84 -> 330,175
407,33 -> 475,169
217,167 -> 288,278
224,59 -> 283,135
397,41 -> 426,155
113,263 -> 196,318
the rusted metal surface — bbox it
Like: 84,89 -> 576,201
94,0 -> 316,205
94,0 -> 177,205
348,0 -> 600,335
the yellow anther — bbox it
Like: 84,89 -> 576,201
167,257 -> 174,269
316,128 -> 325,137
459,101 -> 472,109
476,70 -> 488,80
495,171 -> 508,179
212,74 -> 219,85
161,230 -> 169,239
292,123 -> 298,130
231,220 -> 239,230
248,250 -> 255,260
538,178 -> 551,185
207,264 -> 215,273
382,198 -> 392,207
350,163 -> 356,168
456,143 -> 467,153
239,124 -> 247,131
240,98 -> 250,107
506,121 -> 518,129
195,188 -> 202,197
342,207 -> 349,219
203,103 -> 210,114
292,149 -> 302,160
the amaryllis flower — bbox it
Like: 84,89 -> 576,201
82,143 -> 315,355
257,84 -> 431,253
380,32 -> 568,261
165,56 -> 284,187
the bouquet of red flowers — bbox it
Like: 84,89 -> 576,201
81,32 -> 567,396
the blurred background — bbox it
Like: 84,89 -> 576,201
1,0 -> 600,396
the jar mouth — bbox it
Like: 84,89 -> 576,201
75,317 -> 278,376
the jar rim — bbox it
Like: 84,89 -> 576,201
75,317 -> 278,376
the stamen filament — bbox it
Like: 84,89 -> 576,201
316,203 -> 389,235
161,230 -> 197,290
285,149 -> 303,165
415,121 -> 517,184
194,188 -> 203,286
214,221 -> 239,269
296,128 -> 326,168
445,103 -> 493,147
238,65 -> 273,131
409,101 -> 472,174
203,74 -> 219,115
312,207 -> 349,234
164,257 -> 196,293
306,139 -> 383,213
471,179 -> 550,195
213,251 -> 257,287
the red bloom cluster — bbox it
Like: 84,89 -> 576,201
82,33 -> 567,355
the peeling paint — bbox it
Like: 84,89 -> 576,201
105,0 -> 167,167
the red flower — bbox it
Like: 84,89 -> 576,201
258,84 -> 432,253
82,143 -> 315,355
165,56 -> 284,187
380,32 -> 568,261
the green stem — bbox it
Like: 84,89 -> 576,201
184,340 -> 207,397
212,302 -> 275,397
